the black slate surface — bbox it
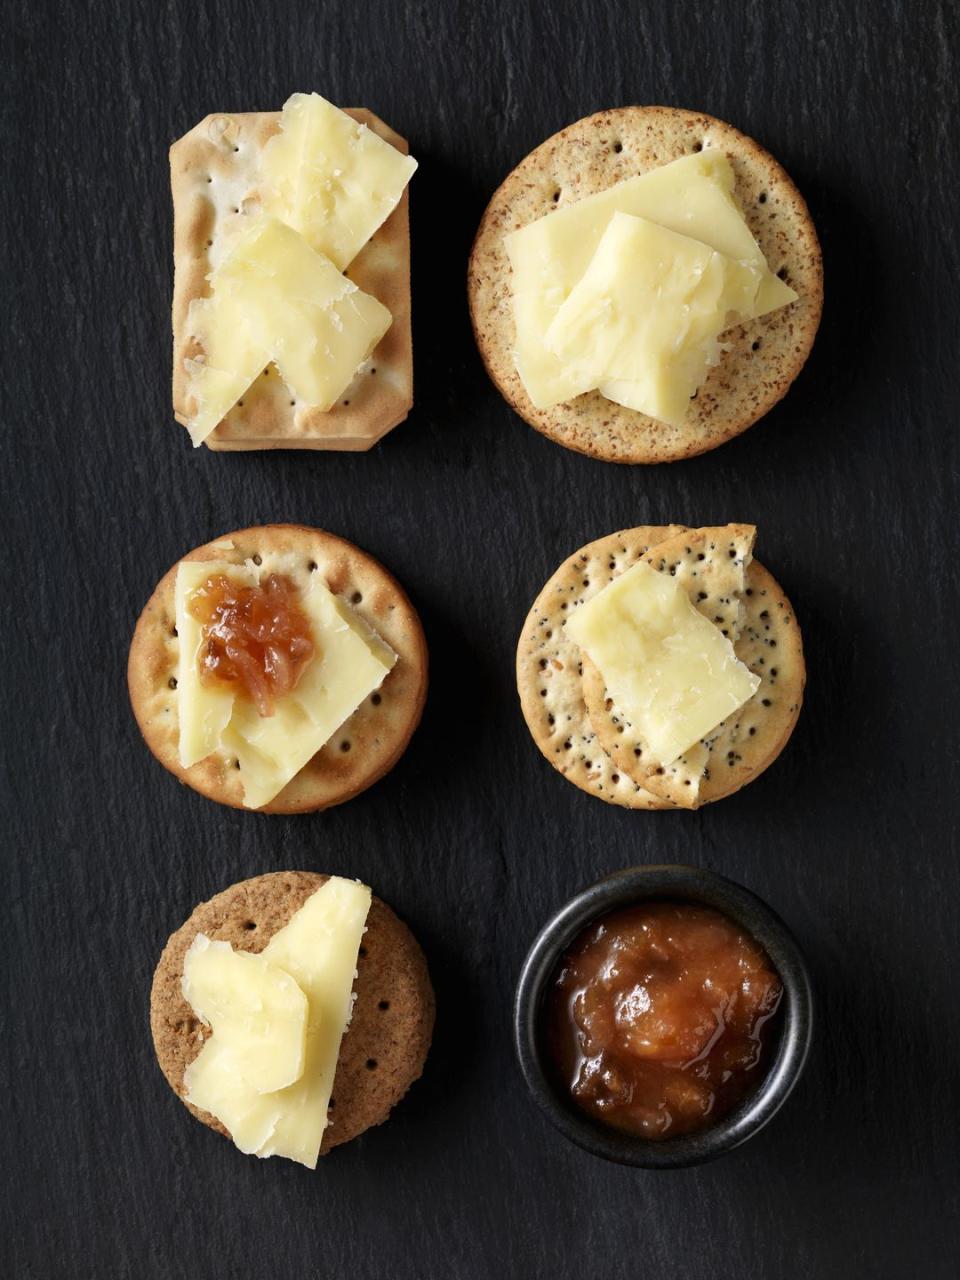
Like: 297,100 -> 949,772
3,1 -> 959,1276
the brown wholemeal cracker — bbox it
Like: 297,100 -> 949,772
468,106 -> 823,464
516,525 -> 685,810
128,525 -> 428,813
171,108 -> 413,451
580,539 -> 804,808
150,872 -> 435,1155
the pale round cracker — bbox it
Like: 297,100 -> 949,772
516,525 -> 686,809
468,106 -> 823,464
583,558 -> 805,807
150,871 -> 435,1155
128,525 -> 428,813
576,522 -> 758,806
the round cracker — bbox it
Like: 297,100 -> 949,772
128,524 -> 428,813
582,559 -> 805,806
516,525 -> 685,809
150,871 -> 435,1155
468,106 -> 823,464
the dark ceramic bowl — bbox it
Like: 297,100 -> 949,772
514,865 -> 814,1168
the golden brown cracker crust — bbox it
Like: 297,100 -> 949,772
581,555 -> 805,808
171,108 -> 413,452
127,525 -> 428,813
150,872 -> 435,1154
516,525 -> 685,810
468,106 -> 823,464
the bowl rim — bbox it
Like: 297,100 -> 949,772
513,864 -> 815,1169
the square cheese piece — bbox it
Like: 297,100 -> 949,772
262,92 -> 418,271
504,150 -> 797,410
185,218 -> 392,445
543,212 -> 767,425
184,876 -> 372,1168
175,555 -> 397,809
564,560 -> 760,766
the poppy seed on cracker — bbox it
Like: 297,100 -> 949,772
517,526 -> 805,808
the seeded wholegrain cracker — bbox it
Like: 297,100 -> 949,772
128,524 -> 428,813
468,106 -> 822,463
171,108 -> 412,451
151,872 -> 435,1154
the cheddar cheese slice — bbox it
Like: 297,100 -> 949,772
184,876 -> 372,1168
544,212 -> 766,425
181,935 -> 308,1094
262,92 -> 418,271
564,559 -> 760,766
175,554 -> 396,808
185,218 -> 392,445
505,150 -> 797,410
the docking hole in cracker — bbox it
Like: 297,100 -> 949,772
468,107 -> 823,463
517,524 -> 804,809
151,871 -> 435,1165
171,93 -> 416,451
128,525 -> 428,813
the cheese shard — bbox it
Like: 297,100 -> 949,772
183,877 -> 372,1168
185,218 -> 392,445
181,935 -> 308,1094
262,92 -> 418,271
544,213 -> 766,425
175,560 -> 236,768
184,294 -> 269,446
175,555 -> 397,808
255,877 -> 372,1165
504,150 -> 797,410
564,560 -> 760,766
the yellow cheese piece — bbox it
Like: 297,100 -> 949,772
504,150 -> 797,409
262,92 -> 418,271
184,877 -> 372,1168
181,934 -> 308,1094
185,218 -> 392,446
544,212 -> 766,425
184,291 -> 269,446
564,560 -> 760,766
175,554 -> 397,808
175,560 -> 236,768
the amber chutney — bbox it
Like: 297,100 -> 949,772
545,901 -> 784,1140
187,573 -> 315,717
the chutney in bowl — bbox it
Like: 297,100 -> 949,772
514,866 -> 813,1168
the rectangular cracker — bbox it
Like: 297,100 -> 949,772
170,108 -> 413,451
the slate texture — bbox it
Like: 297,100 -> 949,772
2,0 -> 958,1277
